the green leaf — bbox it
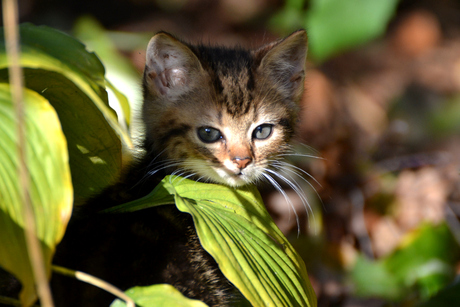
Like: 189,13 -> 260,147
109,176 -> 317,307
306,0 -> 398,61
73,16 -> 149,127
352,223 -> 460,300
384,223 -> 459,298
352,255 -> 405,299
0,83 -> 73,305
0,24 -> 125,204
110,284 -> 209,307
0,23 -> 131,147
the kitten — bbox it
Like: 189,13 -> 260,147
50,29 -> 308,306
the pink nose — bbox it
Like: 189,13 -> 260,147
233,157 -> 252,169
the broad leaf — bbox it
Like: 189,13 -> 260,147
73,16 -> 149,126
0,24 -> 125,205
0,24 -> 130,146
107,176 -> 317,307
110,284 -> 209,307
0,83 -> 73,305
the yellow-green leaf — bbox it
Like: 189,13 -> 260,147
108,176 -> 317,307
0,24 -> 125,205
0,24 -> 131,148
111,284 -> 209,307
0,83 -> 73,305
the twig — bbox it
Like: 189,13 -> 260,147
2,0 -> 54,306
52,265 -> 135,307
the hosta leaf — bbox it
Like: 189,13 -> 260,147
110,284 -> 208,307
73,16 -> 147,126
0,24 -> 124,205
0,23 -> 130,146
108,176 -> 317,307
0,83 -> 73,305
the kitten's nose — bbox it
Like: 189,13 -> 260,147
233,157 -> 252,169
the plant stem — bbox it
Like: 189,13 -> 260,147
52,265 -> 135,307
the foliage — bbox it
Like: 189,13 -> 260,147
351,223 -> 460,301
0,23 -> 126,206
0,24 -> 316,306
106,176 -> 316,306
0,23 -> 126,305
270,0 -> 399,61
0,83 -> 72,306
111,284 -> 209,307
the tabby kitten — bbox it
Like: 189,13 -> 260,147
50,30 -> 308,306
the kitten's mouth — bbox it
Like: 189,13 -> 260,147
207,167 -> 250,187
221,168 -> 258,187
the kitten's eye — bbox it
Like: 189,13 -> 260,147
197,127 -> 222,143
252,124 -> 273,140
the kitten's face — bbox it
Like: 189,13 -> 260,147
142,31 -> 308,187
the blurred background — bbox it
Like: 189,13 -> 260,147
8,0 -> 460,306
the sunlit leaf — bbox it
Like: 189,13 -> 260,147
0,23 -> 131,147
73,16 -> 148,127
107,176 -> 317,307
0,24 -> 124,205
0,83 -> 73,305
110,284 -> 209,307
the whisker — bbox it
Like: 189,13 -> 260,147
278,153 -> 325,160
292,143 -> 322,156
170,168 -> 192,183
131,160 -> 181,189
274,159 -> 325,212
274,160 -> 322,190
265,168 -> 315,224
262,172 -> 301,236
176,172 -> 198,184
145,148 -> 168,168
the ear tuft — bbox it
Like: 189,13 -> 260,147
144,32 -> 204,99
256,30 -> 308,99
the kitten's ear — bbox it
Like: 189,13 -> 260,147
255,30 -> 308,98
144,32 -> 204,99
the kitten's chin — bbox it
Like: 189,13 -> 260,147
183,160 -> 260,187
206,167 -> 260,187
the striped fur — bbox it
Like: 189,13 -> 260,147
142,30 -> 308,187
46,31 -> 309,307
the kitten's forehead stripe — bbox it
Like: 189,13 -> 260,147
193,45 -> 256,117
217,110 -> 223,126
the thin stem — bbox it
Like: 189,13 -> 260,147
52,265 -> 135,307
2,0 -> 54,306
